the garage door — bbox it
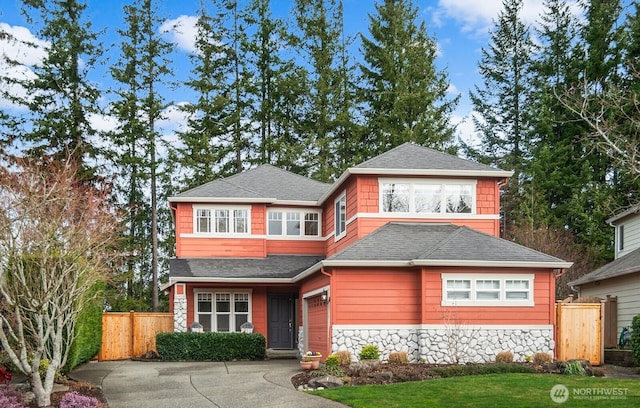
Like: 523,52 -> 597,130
307,295 -> 328,358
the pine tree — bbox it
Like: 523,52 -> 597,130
360,0 -> 457,157
2,0 -> 102,177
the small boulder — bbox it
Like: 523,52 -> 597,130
308,376 -> 344,389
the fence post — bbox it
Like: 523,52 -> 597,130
130,310 -> 135,359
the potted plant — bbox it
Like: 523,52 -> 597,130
299,358 -> 313,370
304,351 -> 322,369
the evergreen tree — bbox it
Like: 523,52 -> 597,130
469,0 -> 534,235
293,0 -> 353,182
109,0 -> 173,311
360,0 -> 457,157
2,0 -> 102,177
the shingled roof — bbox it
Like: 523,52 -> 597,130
324,223 -> 571,268
353,143 -> 511,174
170,164 -> 331,203
169,255 -> 324,281
568,247 -> 640,286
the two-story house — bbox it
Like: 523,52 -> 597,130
568,205 -> 640,339
163,143 -> 572,363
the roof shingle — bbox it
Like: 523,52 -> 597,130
568,247 -> 640,286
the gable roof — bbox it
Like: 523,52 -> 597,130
169,164 -> 331,204
354,143 -> 508,174
607,204 -> 640,224
324,222 -> 572,268
568,247 -> 640,286
318,143 -> 513,204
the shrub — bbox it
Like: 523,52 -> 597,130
156,332 -> 266,361
533,352 -> 553,365
388,351 -> 409,364
324,354 -> 340,368
64,283 -> 104,373
334,350 -> 352,365
429,362 -> 536,378
495,351 -> 513,363
60,391 -> 99,408
0,385 -> 24,408
631,314 -> 640,366
563,360 -> 587,376
0,366 -> 12,385
359,344 -> 380,361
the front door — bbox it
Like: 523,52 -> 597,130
267,294 -> 295,349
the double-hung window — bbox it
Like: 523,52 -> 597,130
380,179 -> 475,215
442,274 -> 534,306
195,291 -> 251,332
267,209 -> 321,237
335,193 -> 346,239
193,206 -> 249,235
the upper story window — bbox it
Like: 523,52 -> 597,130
380,179 -> 475,215
618,224 -> 625,251
335,193 -> 346,239
267,209 -> 321,237
441,273 -> 534,307
194,205 -> 249,235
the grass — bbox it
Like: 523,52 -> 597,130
312,373 -> 640,408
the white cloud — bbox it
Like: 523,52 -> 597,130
0,23 -> 48,110
160,15 -> 199,53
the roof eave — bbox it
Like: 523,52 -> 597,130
168,197 -> 276,204
164,276 -> 297,284
411,260 -> 574,269
569,265 -> 640,286
606,205 -> 640,224
320,260 -> 413,268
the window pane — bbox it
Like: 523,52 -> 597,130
234,293 -> 249,313
198,314 -> 211,332
215,209 -> 229,233
216,293 -> 230,312
198,299 -> 212,313
196,209 -> 211,233
477,291 -> 500,300
506,280 -> 529,290
234,209 -> 248,233
477,280 -> 500,289
415,185 -> 442,213
335,195 -> 346,235
268,212 -> 282,235
286,212 -> 301,235
506,291 -> 529,299
445,185 -> 473,213
382,183 -> 409,212
304,213 -> 319,236
217,315 -> 230,332
447,291 -> 470,299
447,280 -> 470,289
235,314 -> 248,332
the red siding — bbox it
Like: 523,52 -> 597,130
332,268 -> 422,325
299,273 -> 330,325
179,237 -> 266,258
266,240 -> 324,255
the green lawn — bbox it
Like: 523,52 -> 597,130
312,374 -> 640,408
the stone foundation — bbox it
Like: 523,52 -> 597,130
332,326 -> 554,364
173,296 -> 187,332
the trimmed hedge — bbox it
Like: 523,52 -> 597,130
631,314 -> 640,366
156,332 -> 266,361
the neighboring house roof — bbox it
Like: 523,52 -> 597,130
168,255 -> 324,284
324,223 -> 572,269
568,246 -> 640,286
606,204 -> 640,224
169,164 -> 331,204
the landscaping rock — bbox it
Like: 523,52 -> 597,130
308,376 -> 344,389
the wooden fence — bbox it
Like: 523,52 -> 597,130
555,300 -> 604,365
99,312 -> 174,361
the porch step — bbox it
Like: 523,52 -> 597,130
266,348 -> 300,360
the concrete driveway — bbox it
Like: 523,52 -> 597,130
71,359 -> 347,408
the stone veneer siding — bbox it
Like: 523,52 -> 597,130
174,296 -> 187,332
333,327 -> 554,364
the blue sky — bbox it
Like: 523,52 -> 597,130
0,0 -> 576,147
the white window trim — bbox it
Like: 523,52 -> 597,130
379,178 -> 477,215
334,192 -> 347,241
266,208 -> 322,238
192,204 -> 251,236
193,289 -> 253,332
441,273 -> 534,307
